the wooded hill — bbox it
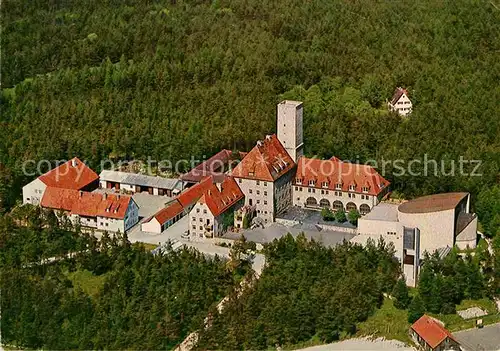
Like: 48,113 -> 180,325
1,1 -> 499,229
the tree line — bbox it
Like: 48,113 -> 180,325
195,235 -> 401,349
0,207 -> 236,349
1,0 -> 499,221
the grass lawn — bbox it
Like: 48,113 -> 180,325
133,242 -> 158,251
356,297 -> 411,344
66,269 -> 108,296
429,298 -> 500,332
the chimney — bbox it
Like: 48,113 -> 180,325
71,158 -> 78,167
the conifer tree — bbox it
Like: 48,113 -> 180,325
407,295 -> 425,323
392,278 -> 411,309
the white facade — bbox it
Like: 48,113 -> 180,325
189,202 -> 217,238
71,198 -> 139,233
293,184 -> 378,214
236,178 -> 274,223
277,100 -> 303,162
388,90 -> 412,116
22,178 -> 47,205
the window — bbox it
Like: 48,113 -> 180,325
296,178 -> 302,185
257,190 -> 260,195
248,172 -> 254,176
197,208 -> 200,213
264,191 -> 267,196
325,190 -> 329,195
105,223 -> 108,227
308,180 -> 315,186
199,226 -> 203,230
203,209 -> 207,214
264,200 -> 267,205
336,184 -> 342,190
312,189 -> 316,193
199,218 -> 203,222
256,180 -> 260,185
249,189 -> 253,194
321,190 -> 324,195
257,200 -> 260,204
192,225 -> 196,230
352,194 -> 356,198
322,181 -> 328,188
349,185 -> 356,191
308,188 -> 311,193
238,178 -> 242,183
192,217 -> 196,221
295,186 -> 298,191
264,182 -> 267,186
362,186 -> 369,193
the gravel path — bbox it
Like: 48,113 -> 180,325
295,337 -> 415,351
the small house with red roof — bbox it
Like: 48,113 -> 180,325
141,175 -> 244,236
231,134 -> 295,224
410,315 -> 460,351
23,158 -> 99,205
41,187 -> 139,233
293,156 -> 390,215
388,87 -> 412,116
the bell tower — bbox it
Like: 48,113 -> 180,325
277,100 -> 303,162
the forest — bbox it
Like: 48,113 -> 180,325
1,0 -> 499,219
195,235 -> 401,349
0,207 -> 236,349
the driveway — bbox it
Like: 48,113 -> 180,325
453,323 -> 500,351
127,215 -> 265,275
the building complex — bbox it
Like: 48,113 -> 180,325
22,97 -> 479,287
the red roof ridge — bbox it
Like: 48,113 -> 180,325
232,134 -> 295,181
294,156 -> 389,196
411,315 -> 457,349
39,157 -> 99,190
41,187 -> 132,219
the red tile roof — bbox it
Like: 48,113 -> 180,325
153,200 -> 184,224
294,157 -> 389,196
411,315 -> 457,349
149,175 -> 244,225
40,187 -> 79,212
231,134 -> 295,182
198,176 -> 244,216
41,187 -> 132,219
390,87 -> 409,105
39,158 -> 99,190
180,149 -> 240,183
177,176 -> 215,208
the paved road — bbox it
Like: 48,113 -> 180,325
127,216 -> 265,275
454,323 -> 500,351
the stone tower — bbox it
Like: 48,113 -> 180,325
277,100 -> 303,162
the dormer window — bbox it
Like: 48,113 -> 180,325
296,178 -> 302,185
321,181 -> 328,188
248,171 -> 254,176
362,186 -> 369,193
335,183 -> 342,190
349,185 -> 356,191
308,180 -> 315,186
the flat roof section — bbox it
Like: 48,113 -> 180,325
398,192 -> 469,214
362,203 -> 399,222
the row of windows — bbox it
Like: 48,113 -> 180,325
248,198 -> 268,206
295,184 -> 370,193
238,178 -> 268,187
397,101 -> 411,105
249,189 -> 268,196
192,217 -> 211,224
295,186 -> 370,200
